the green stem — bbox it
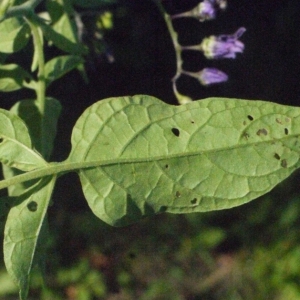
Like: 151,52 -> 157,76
25,17 -> 47,155
153,0 -> 192,104
0,0 -> 42,21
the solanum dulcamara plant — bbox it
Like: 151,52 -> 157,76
0,0 -> 299,299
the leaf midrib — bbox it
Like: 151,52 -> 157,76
0,133 -> 298,191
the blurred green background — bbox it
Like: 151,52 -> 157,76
1,0 -> 300,299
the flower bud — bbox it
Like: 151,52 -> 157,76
172,0 -> 227,22
182,68 -> 228,86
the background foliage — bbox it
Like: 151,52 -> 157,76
1,0 -> 300,299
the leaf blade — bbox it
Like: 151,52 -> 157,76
0,109 -> 47,171
0,17 -> 30,53
44,55 -> 84,86
67,96 -> 300,226
3,176 -> 56,300
0,64 -> 33,92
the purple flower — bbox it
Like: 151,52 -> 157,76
197,0 -> 216,22
201,27 -> 246,59
182,68 -> 228,86
171,0 -> 227,22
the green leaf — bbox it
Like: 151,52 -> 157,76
33,15 -> 87,55
0,108 -> 47,171
10,98 -> 62,159
0,17 -> 30,53
45,55 -> 84,86
67,96 -> 300,226
0,64 -> 33,92
3,176 -> 56,300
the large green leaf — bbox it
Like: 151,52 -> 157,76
3,176 -> 57,300
0,109 -> 47,171
67,96 -> 300,226
0,17 -> 30,53
0,64 -> 33,92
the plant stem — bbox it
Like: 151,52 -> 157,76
153,0 -> 192,104
25,17 -> 47,155
0,0 -> 42,20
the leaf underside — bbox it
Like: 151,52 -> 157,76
68,95 -> 300,226
3,176 -> 56,300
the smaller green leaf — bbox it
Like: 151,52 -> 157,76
4,176 -> 56,300
10,98 -> 62,159
51,12 -> 77,44
0,64 -> 32,92
0,108 -> 47,171
34,15 -> 87,55
0,17 -> 30,53
45,55 -> 83,86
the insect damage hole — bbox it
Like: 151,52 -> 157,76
284,128 -> 289,135
171,128 -> 180,137
247,115 -> 254,121
0,137 -> 3,143
274,153 -> 281,160
27,201 -> 38,212
191,198 -> 197,204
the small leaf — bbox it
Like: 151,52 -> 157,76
0,64 -> 33,92
45,55 -> 84,86
0,17 -> 30,53
10,98 -> 62,159
34,15 -> 87,55
4,176 -> 56,300
0,109 -> 47,171
67,96 -> 300,226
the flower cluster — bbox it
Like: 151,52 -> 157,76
170,1 -> 245,90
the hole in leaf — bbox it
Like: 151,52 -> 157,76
0,138 -> 3,143
274,153 -> 281,160
191,198 -> 197,204
284,128 -> 289,135
247,115 -> 254,121
256,128 -> 268,136
165,164 -> 169,169
175,191 -> 181,198
281,159 -> 287,168
171,128 -> 180,137
191,120 -> 195,124
27,201 -> 38,212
